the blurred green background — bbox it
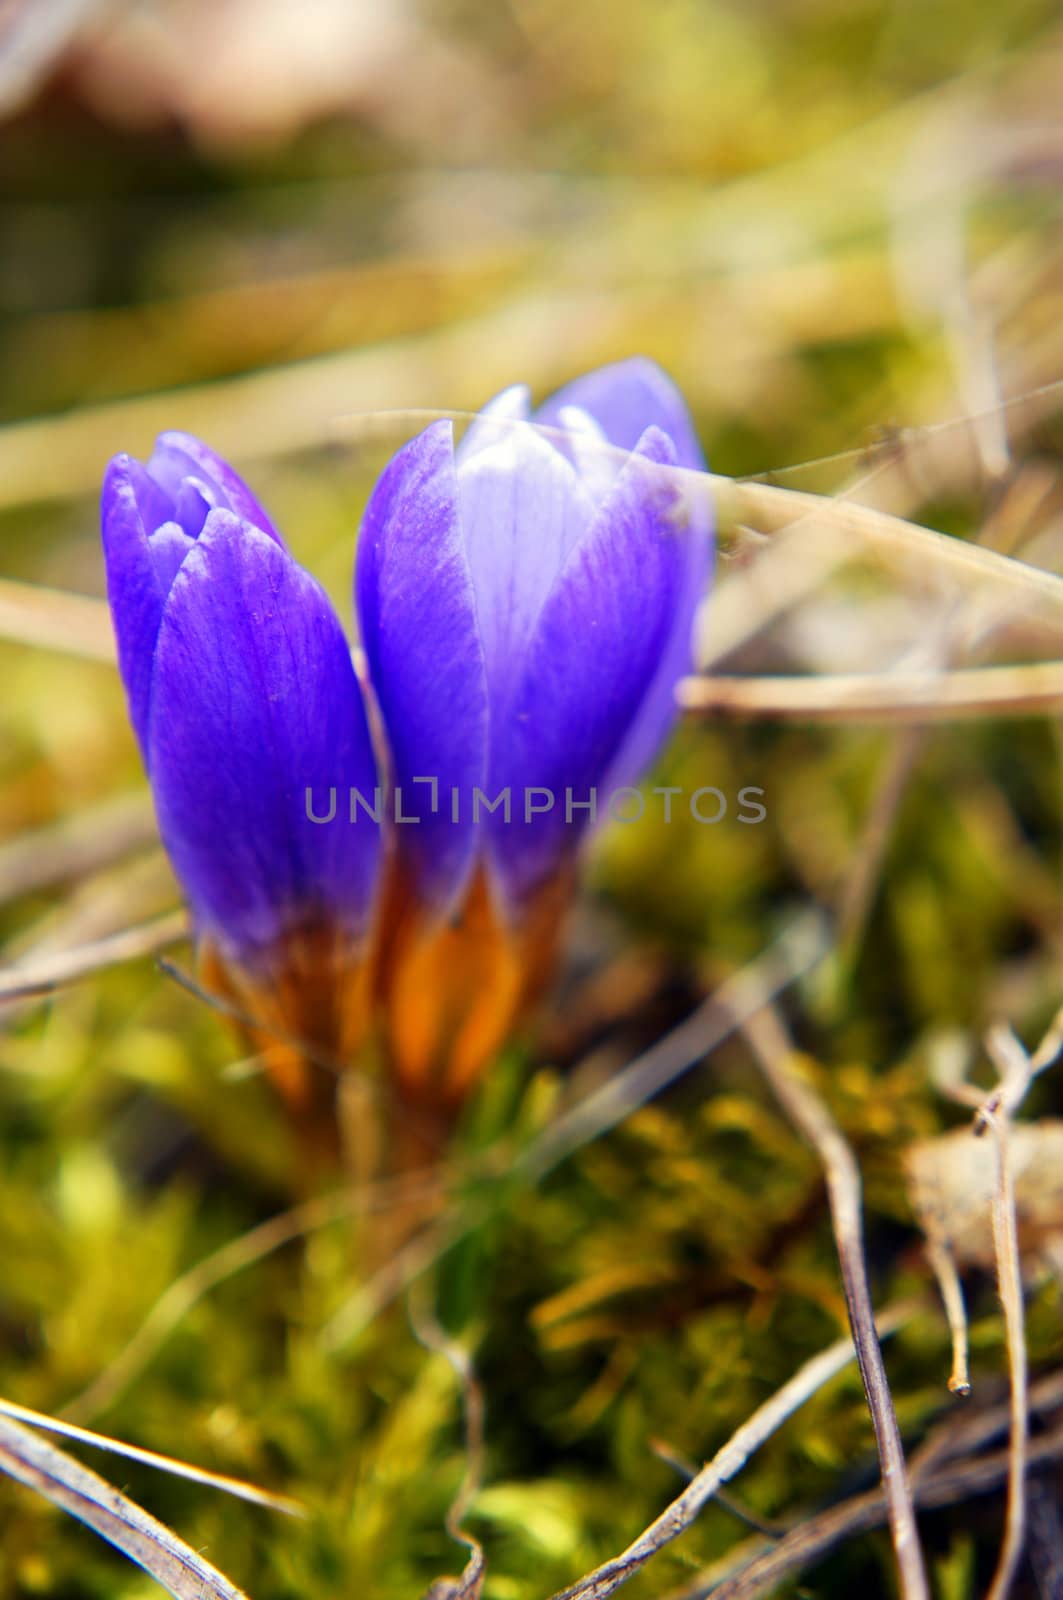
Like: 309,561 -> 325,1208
0,1 -> 1061,1596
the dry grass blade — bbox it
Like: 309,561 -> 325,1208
0,791 -> 157,905
708,474 -> 1063,635
63,1174 -> 444,1423
518,908 -> 828,1184
960,1009 -> 1063,1600
0,294 -> 640,509
647,1443 -> 786,1539
0,1413 -> 251,1600
699,465 -> 1063,676
0,1397 -> 302,1516
835,727 -> 925,957
0,909 -> 187,1000
0,577 -> 115,662
930,1007 -> 1063,1600
682,1424 -> 1063,1600
981,1089 -> 1028,1600
690,1372 -> 1063,1600
544,1302 -> 918,1600
738,379 -> 1063,488
676,662 -> 1063,721
739,1006 -> 929,1600
322,1217 -> 458,1352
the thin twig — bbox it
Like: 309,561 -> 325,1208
681,1425 -> 1063,1600
835,727 -> 925,954
737,378 -> 1063,487
923,1236 -> 971,1397
647,1443 -> 799,1538
739,1006 -> 929,1600
544,1302 -> 918,1600
672,1371 -> 1063,1599
981,1095 -> 1028,1600
913,1369 -> 1063,1478
408,1282 -> 486,1600
980,1013 -> 1063,1600
933,1007 -> 1063,1600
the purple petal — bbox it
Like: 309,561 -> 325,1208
147,512 -> 379,961
602,479 -> 712,798
148,524 -> 197,591
535,357 -> 706,471
457,423 -> 593,718
550,405 -> 619,502
355,421 -> 489,914
173,479 -> 213,538
457,384 -> 531,462
538,361 -> 713,792
100,455 -> 176,754
486,427 -> 691,908
151,432 -> 284,546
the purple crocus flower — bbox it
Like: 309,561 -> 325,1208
356,358 -> 711,1110
101,433 -> 381,1106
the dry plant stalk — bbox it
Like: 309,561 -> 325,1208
931,1006 -> 1063,1600
738,1005 -> 930,1600
409,1282 -> 487,1600
684,1419 -> 1063,1600
906,1114 -> 1063,1397
695,1372 -> 1063,1599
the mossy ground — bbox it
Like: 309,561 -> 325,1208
0,2 -> 1061,1595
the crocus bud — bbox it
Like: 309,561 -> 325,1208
356,359 -> 711,1118
101,433 -> 381,1113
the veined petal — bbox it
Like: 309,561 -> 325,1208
149,524 -> 197,592
152,431 -> 285,545
486,426 -> 688,908
457,422 -> 594,716
603,482 -> 712,797
355,421 -> 488,913
101,455 -> 176,755
539,361 -> 713,793
457,384 -> 531,462
552,404 -> 619,502
535,356 -> 705,471
148,511 -> 380,962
